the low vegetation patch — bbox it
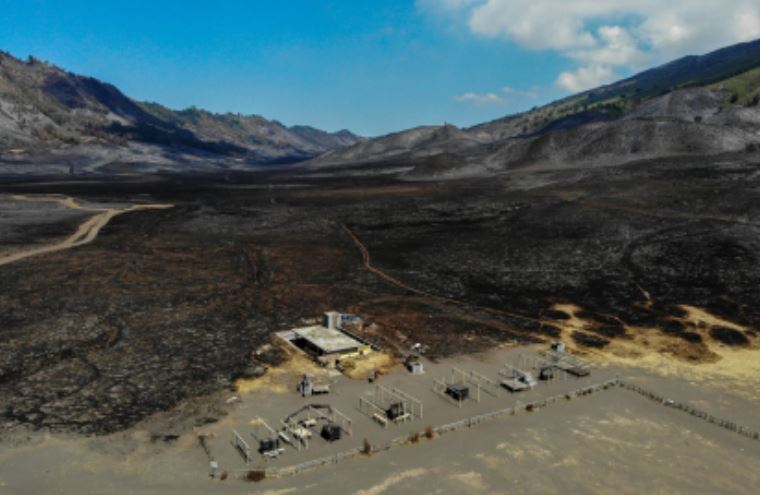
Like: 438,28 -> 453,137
425,425 -> 435,439
362,438 -> 373,456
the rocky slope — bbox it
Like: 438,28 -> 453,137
0,51 -> 362,170
309,39 -> 760,179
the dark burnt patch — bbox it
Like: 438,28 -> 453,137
658,318 -> 687,335
2,155 -> 760,434
709,326 -> 750,347
571,331 -> 610,349
680,331 -> 703,343
589,323 -> 627,338
542,309 -> 571,320
536,324 -> 562,338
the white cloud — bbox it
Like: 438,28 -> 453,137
421,0 -> 760,92
454,86 -> 539,105
453,91 -> 505,105
502,86 -> 539,99
737,9 -> 760,40
557,65 -> 615,93
569,25 -> 644,67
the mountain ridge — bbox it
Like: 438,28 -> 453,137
3,39 -> 760,178
0,51 -> 363,168
310,38 -> 760,179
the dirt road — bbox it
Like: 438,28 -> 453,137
0,195 -> 173,267
341,223 -> 545,327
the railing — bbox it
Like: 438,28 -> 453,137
617,380 -> 760,441
258,379 -> 619,479
231,377 -> 759,481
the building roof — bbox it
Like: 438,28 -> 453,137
292,325 -> 363,354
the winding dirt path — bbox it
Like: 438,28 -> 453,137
341,224 -> 543,326
0,195 -> 173,267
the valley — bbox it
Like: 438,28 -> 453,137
2,27 -> 760,494
2,150 -> 760,437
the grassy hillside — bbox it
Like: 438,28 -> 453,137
477,38 -> 760,136
709,67 -> 760,106
580,39 -> 760,107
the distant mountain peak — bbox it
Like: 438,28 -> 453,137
307,38 -> 760,178
0,50 -> 362,165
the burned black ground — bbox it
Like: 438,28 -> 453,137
1,152 -> 759,434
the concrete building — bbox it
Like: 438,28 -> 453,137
280,312 -> 372,368
323,311 -> 341,331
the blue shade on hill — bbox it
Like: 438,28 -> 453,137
1,35 -> 759,175
0,0 -> 570,136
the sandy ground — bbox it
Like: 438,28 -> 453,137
549,303 -> 760,402
0,194 -> 172,267
341,352 -> 398,380
198,345 -> 622,474
235,347 -> 326,395
1,346 -> 759,495
267,388 -> 760,495
1,385 -> 758,495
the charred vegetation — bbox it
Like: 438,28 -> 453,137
1,152 -> 759,434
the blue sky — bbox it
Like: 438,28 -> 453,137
1,1 -> 758,136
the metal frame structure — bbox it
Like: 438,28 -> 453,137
391,386 -> 423,419
432,368 -> 483,407
358,385 -> 423,428
453,367 -> 501,398
232,429 -> 253,465
248,417 -> 285,461
498,363 -> 537,391
536,350 -> 591,377
359,394 -> 391,428
515,352 -> 537,371
249,417 -> 277,444
281,404 -> 352,450
531,355 -> 571,383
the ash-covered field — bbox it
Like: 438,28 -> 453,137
1,152 -> 760,435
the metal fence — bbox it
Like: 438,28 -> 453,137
263,447 -> 363,478
260,379 -> 619,479
234,377 -> 758,481
617,380 -> 760,442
